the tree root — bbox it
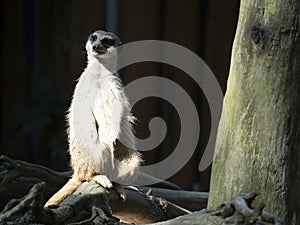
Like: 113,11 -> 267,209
0,182 -> 46,224
212,190 -> 283,225
0,155 -> 70,186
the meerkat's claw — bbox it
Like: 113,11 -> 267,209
44,203 -> 60,209
113,182 -> 126,201
91,175 -> 113,189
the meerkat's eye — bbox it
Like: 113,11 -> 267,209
89,34 -> 97,43
102,38 -> 115,48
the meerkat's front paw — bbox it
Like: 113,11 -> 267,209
90,175 -> 126,201
91,175 -> 113,189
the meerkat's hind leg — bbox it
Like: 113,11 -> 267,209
44,176 -> 83,207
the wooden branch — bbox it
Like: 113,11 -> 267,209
0,156 -> 284,225
138,186 -> 208,211
0,155 -> 70,186
0,180 -> 190,225
104,187 -> 188,223
211,190 -> 283,225
0,182 -> 47,223
0,182 -> 284,225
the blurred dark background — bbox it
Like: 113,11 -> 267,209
0,0 -> 239,191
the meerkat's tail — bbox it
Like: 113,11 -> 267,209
112,139 -> 142,185
44,176 -> 82,207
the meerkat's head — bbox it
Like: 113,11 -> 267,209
85,30 -> 121,61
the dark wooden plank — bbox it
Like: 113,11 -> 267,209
119,0 -> 163,167
0,0 -> 28,160
160,0 -> 202,190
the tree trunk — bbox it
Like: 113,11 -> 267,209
208,0 -> 300,224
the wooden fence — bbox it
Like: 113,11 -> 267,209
0,0 -> 239,191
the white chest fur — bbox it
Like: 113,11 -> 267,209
69,61 -> 128,149
67,58 -> 139,182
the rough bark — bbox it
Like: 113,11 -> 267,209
208,0 -> 300,224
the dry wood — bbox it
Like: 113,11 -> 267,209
0,180 -> 282,224
0,155 -> 283,224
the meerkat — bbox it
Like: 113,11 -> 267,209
44,30 -> 142,207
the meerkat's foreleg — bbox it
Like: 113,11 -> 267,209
89,174 -> 113,188
90,175 -> 126,200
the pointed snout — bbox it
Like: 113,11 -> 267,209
92,44 -> 107,54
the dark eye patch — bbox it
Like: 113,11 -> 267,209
102,38 -> 115,48
89,34 -> 97,43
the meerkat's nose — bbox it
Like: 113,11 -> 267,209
92,44 -> 106,54
92,44 -> 100,50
